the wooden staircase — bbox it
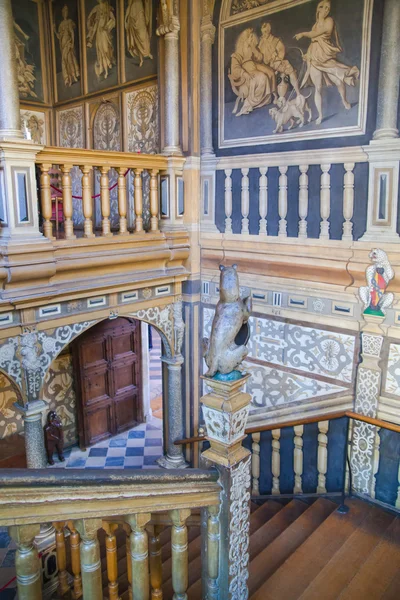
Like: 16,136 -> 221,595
99,497 -> 400,599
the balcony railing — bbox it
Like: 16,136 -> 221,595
36,147 -> 169,241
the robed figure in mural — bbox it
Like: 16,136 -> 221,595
125,0 -> 153,67
229,27 -> 276,117
294,0 -> 359,125
14,21 -> 37,98
54,5 -> 81,87
87,0 -> 116,79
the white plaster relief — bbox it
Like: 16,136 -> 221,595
229,455 -> 251,600
202,405 -> 249,445
385,343 -> 400,396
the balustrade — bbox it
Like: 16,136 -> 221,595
36,147 -> 168,240
217,147 -> 370,241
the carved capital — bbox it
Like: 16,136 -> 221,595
201,17 -> 216,44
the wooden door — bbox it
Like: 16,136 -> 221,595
73,318 -> 142,448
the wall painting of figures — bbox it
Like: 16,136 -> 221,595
122,0 -> 158,83
12,0 -> 47,103
85,0 -> 119,93
219,0 -> 373,147
50,0 -> 83,102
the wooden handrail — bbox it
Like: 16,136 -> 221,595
174,410 -> 400,446
35,145 -> 169,171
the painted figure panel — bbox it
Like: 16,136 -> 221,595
85,0 -> 118,92
52,0 -> 82,102
220,0 -> 371,147
20,109 -> 47,144
124,0 -> 158,82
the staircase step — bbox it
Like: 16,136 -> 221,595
250,498 -> 370,600
298,504 -> 396,600
249,498 -> 336,595
250,499 -> 309,560
249,500 -> 284,534
338,516 -> 400,600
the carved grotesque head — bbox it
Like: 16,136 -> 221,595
219,264 -> 240,303
369,248 -> 388,266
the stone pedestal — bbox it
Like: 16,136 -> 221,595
200,374 -> 252,599
15,400 -> 47,469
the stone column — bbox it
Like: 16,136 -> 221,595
200,15 -> 216,157
157,355 -> 188,469
373,0 -> 400,140
0,0 -> 23,138
200,374 -> 252,599
16,400 -> 47,468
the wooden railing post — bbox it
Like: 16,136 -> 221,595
102,521 -> 120,600
39,163 -> 54,240
293,425 -> 304,494
206,505 -> 220,600
150,169 -> 160,232
134,168 -> 144,233
258,167 -> 268,235
319,163 -> 331,239
123,523 -> 133,600
54,521 -> 70,596
278,166 -> 288,238
224,169 -> 233,233
170,508 -> 190,600
67,521 -> 83,599
298,164 -> 309,239
271,429 -> 281,495
148,525 -> 163,600
200,374 -> 252,599
100,166 -> 112,237
342,162 -> 355,241
61,164 -> 76,240
117,166 -> 128,235
9,524 -> 42,600
317,421 -> 329,494
251,432 -> 261,496
80,165 -> 95,238
241,168 -> 250,235
125,513 -> 151,600
75,518 -> 103,600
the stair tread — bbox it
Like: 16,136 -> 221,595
337,516 -> 400,600
249,498 -> 336,595
250,498 -> 370,600
249,500 -> 283,534
250,499 -> 309,560
298,503 -> 396,600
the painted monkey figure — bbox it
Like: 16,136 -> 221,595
44,411 -> 65,465
359,248 -> 394,315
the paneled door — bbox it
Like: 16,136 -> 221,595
73,317 -> 142,448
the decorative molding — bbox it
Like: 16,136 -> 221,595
58,105 -> 84,148
129,304 -> 174,357
125,84 -> 159,154
202,405 -> 249,445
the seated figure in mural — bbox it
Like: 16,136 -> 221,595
229,28 -> 276,117
14,21 -> 37,99
87,0 -> 116,80
54,5 -> 81,87
125,0 -> 153,67
294,0 -> 359,125
258,22 -> 300,97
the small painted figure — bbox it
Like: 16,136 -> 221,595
359,248 -> 394,316
44,411 -> 65,465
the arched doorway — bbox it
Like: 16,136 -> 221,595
72,317 -> 143,449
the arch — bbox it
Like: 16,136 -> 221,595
0,368 -> 24,440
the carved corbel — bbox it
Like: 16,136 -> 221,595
156,0 -> 179,36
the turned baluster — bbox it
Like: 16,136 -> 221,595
67,521 -> 83,599
298,165 -> 309,239
123,523 -> 133,600
9,524 -> 41,600
61,164 -> 76,239
134,168 -> 144,233
241,168 -> 250,234
271,428 -> 281,495
371,428 -> 381,499
293,425 -> 304,494
103,522 -> 120,600
259,167 -> 268,235
317,421 -> 329,494
54,521 -> 70,596
126,513 -> 151,600
80,165 -> 94,238
251,432 -> 261,496
75,518 -> 103,600
39,163 -> 54,240
149,525 -> 163,600
224,169 -> 233,233
207,505 -> 220,600
170,508 -> 190,600
319,163 -> 331,239
342,162 -> 355,241
117,167 -> 128,235
150,169 -> 160,232
100,166 -> 112,237
278,166 -> 288,238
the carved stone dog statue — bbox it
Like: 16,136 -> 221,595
203,264 -> 252,377
44,411 -> 65,465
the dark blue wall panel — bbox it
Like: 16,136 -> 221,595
259,430 -> 273,495
326,417 -> 348,493
302,422 -> 318,494
375,429 -> 400,507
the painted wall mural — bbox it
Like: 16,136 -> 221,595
219,0 -> 372,147
0,372 -> 23,440
51,0 -> 82,102
85,0 -> 118,92
125,84 -> 159,153
58,105 -> 85,227
20,109 -> 48,144
124,0 -> 158,82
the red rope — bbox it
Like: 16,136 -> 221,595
49,168 -> 130,201
0,552 -> 43,592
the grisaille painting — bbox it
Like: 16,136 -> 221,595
12,0 -> 45,102
219,0 -> 372,147
124,0 -> 158,83
52,0 -> 82,102
85,0 -> 118,93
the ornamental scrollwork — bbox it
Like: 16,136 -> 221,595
229,455 -> 251,599
129,304 -> 174,357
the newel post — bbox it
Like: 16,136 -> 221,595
200,374 -> 252,600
